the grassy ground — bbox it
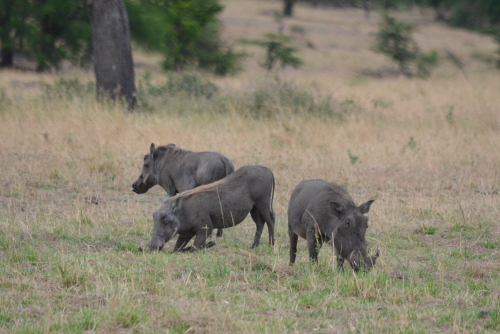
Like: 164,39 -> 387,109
1,1 -> 500,333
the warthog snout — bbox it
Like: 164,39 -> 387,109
132,175 -> 150,194
149,237 -> 165,252
349,249 -> 380,272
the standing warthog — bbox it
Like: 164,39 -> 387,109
288,179 -> 379,272
149,165 -> 276,252
132,143 -> 234,237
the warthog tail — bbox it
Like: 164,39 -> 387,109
270,169 -> 275,218
224,159 -> 235,176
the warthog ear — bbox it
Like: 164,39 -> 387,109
170,201 -> 178,213
150,143 -> 156,156
359,200 -> 375,214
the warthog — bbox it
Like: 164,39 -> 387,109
288,179 -> 379,271
132,143 -> 234,237
149,165 -> 276,252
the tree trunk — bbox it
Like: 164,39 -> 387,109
0,1 -> 15,68
88,0 -> 136,109
284,0 -> 294,17
362,0 -> 371,20
0,49 -> 14,68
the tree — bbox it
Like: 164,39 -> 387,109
449,0 -> 500,29
162,0 -> 241,73
284,0 -> 295,17
243,34 -> 303,72
0,0 -> 90,70
0,1 -> 30,67
494,31 -> 500,69
88,0 -> 136,108
126,0 -> 241,75
373,13 -> 418,76
373,13 -> 438,77
446,0 -> 500,69
423,0 -> 453,21
31,0 -> 91,71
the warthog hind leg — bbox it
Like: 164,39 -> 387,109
289,224 -> 299,265
250,207 -> 266,248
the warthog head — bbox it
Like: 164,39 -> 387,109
149,202 -> 180,252
333,199 -> 379,272
132,143 -> 157,194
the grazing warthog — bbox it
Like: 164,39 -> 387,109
132,143 -> 234,237
288,179 -> 379,272
149,165 -> 276,252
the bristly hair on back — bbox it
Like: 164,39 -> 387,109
173,178 -> 226,199
156,143 -> 179,151
153,144 -> 191,161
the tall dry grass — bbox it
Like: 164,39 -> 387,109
0,1 -> 499,333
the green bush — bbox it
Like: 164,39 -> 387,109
139,72 -> 218,99
127,0 -> 243,75
416,50 -> 439,78
136,74 -> 356,119
373,13 -> 439,77
42,78 -> 95,100
241,34 -> 303,72
373,13 -> 418,76
243,80 -> 343,119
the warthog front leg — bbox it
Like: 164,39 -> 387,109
178,221 -> 214,252
337,257 -> 345,271
174,235 -> 195,251
179,241 -> 217,252
306,224 -> 324,263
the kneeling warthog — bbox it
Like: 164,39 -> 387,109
132,143 -> 234,237
288,179 -> 379,271
149,165 -> 276,252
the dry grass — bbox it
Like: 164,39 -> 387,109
1,1 -> 500,333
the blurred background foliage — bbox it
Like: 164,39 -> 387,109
0,0 -> 499,73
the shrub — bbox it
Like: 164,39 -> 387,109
373,13 -> 419,76
139,72 -> 218,99
42,78 -> 95,100
127,0 -> 242,75
373,13 -> 439,77
243,80 -> 344,119
241,34 -> 303,72
416,50 -> 439,78
136,74 -> 356,119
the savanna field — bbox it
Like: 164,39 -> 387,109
1,0 -> 500,333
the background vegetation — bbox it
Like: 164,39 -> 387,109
1,0 -> 500,333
